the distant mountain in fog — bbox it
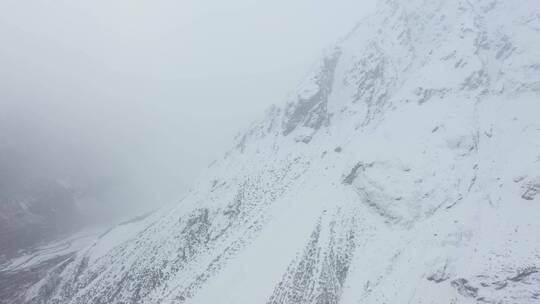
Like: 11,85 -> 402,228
0,174 -> 81,259
2,0 -> 540,303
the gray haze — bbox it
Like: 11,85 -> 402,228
0,0 -> 377,222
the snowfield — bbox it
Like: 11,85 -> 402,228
1,0 -> 540,303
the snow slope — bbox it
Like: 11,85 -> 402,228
2,0 -> 540,303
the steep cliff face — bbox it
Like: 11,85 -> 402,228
2,0 -> 540,303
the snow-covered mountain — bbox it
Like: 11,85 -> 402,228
2,0 -> 540,303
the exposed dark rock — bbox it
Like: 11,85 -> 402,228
493,280 -> 508,290
344,42 -> 394,125
451,278 -> 479,298
462,70 -> 490,91
343,163 -> 362,185
267,211 -> 356,304
342,162 -> 372,185
495,36 -> 516,60
415,87 -> 449,104
507,266 -> 538,282
522,183 -> 539,200
282,50 -> 341,136
427,266 -> 450,283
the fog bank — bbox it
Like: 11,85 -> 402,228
0,0 -> 377,222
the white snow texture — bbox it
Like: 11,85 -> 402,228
2,0 -> 540,303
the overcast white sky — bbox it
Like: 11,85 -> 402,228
0,0 -> 377,219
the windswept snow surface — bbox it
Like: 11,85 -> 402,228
2,0 -> 540,303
